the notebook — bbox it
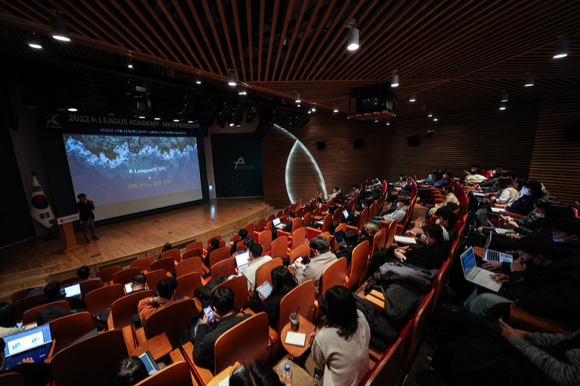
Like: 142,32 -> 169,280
60,283 -> 81,298
1,324 -> 53,370
483,233 -> 513,263
235,252 -> 252,272
459,247 -> 502,292
256,281 -> 273,298
487,219 -> 515,235
394,235 -> 417,244
285,331 -> 306,347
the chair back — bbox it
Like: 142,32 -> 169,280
270,236 -> 288,258
290,217 -> 302,234
186,241 -> 203,251
182,248 -> 203,260
51,330 -> 128,386
10,288 -> 29,304
369,203 -> 376,219
321,214 -> 333,233
289,243 -> 310,264
267,214 -> 275,222
209,246 -> 231,268
254,258 -> 283,288
346,240 -> 369,290
370,228 -> 387,257
278,280 -> 316,333
85,284 -> 124,315
79,279 -> 102,298
48,311 -> 95,356
112,267 -> 142,285
255,218 -> 266,232
319,258 -> 347,297
258,230 -> 272,255
214,312 -> 269,375
303,212 -> 312,227
276,210 -> 284,218
213,276 -> 248,312
358,209 -> 369,232
132,257 -> 154,272
13,293 -> 46,322
244,223 -> 255,240
176,256 -> 203,278
145,299 -> 198,348
0,372 -> 25,386
96,266 -> 122,283
360,337 -> 406,386
110,290 -> 154,329
146,269 -> 167,292
290,228 -> 306,250
151,257 -> 176,274
385,219 -> 398,249
211,258 -> 237,279
235,239 -> 246,252
22,301 -> 71,325
332,208 -> 342,223
406,289 -> 436,364
161,248 -> 182,262
60,277 -> 81,287
175,272 -> 202,299
135,362 -> 192,386
230,234 -> 240,244
433,260 -> 450,303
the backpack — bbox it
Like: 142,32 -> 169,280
354,296 -> 398,352
380,281 -> 426,328
194,274 -> 224,309
37,305 -> 73,325
92,309 -> 111,331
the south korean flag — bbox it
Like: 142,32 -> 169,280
30,174 -> 55,228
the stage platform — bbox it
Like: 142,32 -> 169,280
0,198 -> 273,302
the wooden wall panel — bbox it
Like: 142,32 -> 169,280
529,93 -> 580,205
381,106 -> 541,182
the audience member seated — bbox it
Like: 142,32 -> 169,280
77,265 -> 102,284
396,177 -> 414,197
463,164 -> 487,183
389,224 -> 447,270
204,238 -> 221,268
328,187 -> 341,199
425,185 -> 459,220
191,287 -> 251,368
137,277 -> 182,324
407,209 -> 455,249
359,221 -> 378,246
157,242 -> 172,260
479,167 -> 503,192
490,177 -> 519,205
109,357 -> 149,386
375,197 -> 409,224
503,196 -> 560,235
0,302 -> 24,338
295,236 -> 337,296
347,184 -> 360,198
247,266 -> 297,328
38,280 -> 86,310
433,171 -> 452,188
0,338 -> 53,386
277,286 -> 370,386
230,229 -> 249,255
128,273 -> 148,293
230,360 -> 283,386
425,170 -> 438,184
552,217 -> 580,258
504,179 -> 542,216
281,212 -> 296,233
235,243 -> 270,291
334,230 -> 359,267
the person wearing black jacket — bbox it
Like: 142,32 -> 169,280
281,212 -> 296,233
76,193 -> 98,243
392,225 -> 447,270
230,229 -> 248,255
504,180 -> 542,216
38,281 -> 85,310
247,266 -> 297,328
334,230 -> 359,267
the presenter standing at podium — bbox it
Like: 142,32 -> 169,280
76,193 -> 99,243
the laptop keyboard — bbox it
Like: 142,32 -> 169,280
471,269 -> 494,286
487,251 -> 500,262
2,346 -> 50,370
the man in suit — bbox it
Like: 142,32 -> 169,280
192,287 -> 251,368
38,280 -> 86,310
76,193 -> 98,243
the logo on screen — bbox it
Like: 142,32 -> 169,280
31,336 -> 41,344
11,342 -> 21,351
233,157 -> 245,170
47,114 -> 61,128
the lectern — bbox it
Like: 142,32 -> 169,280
51,214 -> 84,253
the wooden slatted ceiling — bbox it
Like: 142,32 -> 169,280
0,1 -> 579,122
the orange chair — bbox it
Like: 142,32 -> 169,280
270,236 -> 288,258
10,288 -> 29,305
318,258 -> 347,297
254,257 -> 283,288
60,277 -> 81,287
275,210 -> 283,218
404,289 -> 436,366
48,311 -> 95,356
96,266 -> 122,284
209,246 -> 231,269
0,372 -> 25,386
288,228 -> 307,251
230,233 -> 240,244
85,284 -> 124,316
258,230 -> 272,256
213,276 -> 248,312
112,267 -> 142,285
146,269 -> 167,292
370,228 -> 387,258
359,337 -> 406,386
176,256 -> 203,278
244,223 -> 255,240
175,273 -> 202,300
161,248 -> 182,262
145,298 -> 198,348
186,241 -> 203,251
267,214 -> 275,222
289,243 -> 310,264
255,218 -> 266,232
22,301 -> 71,325
79,279 -> 102,298
109,290 -> 154,329
13,293 -> 46,322
357,209 -> 369,233
134,362 -> 193,386
320,214 -> 333,233
182,248 -> 203,260
289,217 -> 302,234
150,257 -> 175,275
51,330 -> 128,386
207,235 -> 222,246
235,239 -> 246,253
131,257 -> 155,273
277,280 -> 316,333
346,241 -> 369,290
211,258 -> 237,279
332,208 -> 342,223
384,219 -> 398,249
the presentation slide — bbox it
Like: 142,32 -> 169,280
63,134 -> 203,220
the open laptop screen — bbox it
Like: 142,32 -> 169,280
272,218 -> 281,227
342,209 -> 349,219
3,325 -> 52,357
62,283 -> 81,298
235,252 -> 252,272
460,247 -> 476,276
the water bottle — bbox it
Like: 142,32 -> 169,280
282,363 -> 293,385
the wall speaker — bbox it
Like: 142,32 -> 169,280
563,122 -> 580,141
407,136 -> 420,146
354,139 -> 364,148
317,141 -> 326,150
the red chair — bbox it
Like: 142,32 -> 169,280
60,277 -> 81,287
161,248 -> 182,262
79,279 -> 102,298
269,236 -> 288,258
255,218 -> 266,232
176,256 -> 203,278
150,257 -> 175,275
209,246 -> 231,268
182,248 -> 203,260
109,289 -> 154,329
211,258 -> 237,279
257,230 -> 272,256
10,289 -> 30,305
112,267 -> 142,285
254,258 -> 283,288
146,269 -> 168,292
145,299 -> 198,348
175,273 -> 202,300
85,284 -> 124,315
96,266 -> 122,284
186,241 -> 203,251
346,240 -> 369,290
22,301 -> 71,325
244,223 -> 255,240
131,257 -> 154,273
14,293 -> 46,322
213,276 -> 248,312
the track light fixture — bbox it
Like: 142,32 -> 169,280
433,117 -> 438,122
501,93 -> 508,102
229,121 -> 234,127
138,115 -> 146,119
127,58 -> 134,69
347,19 -> 359,51
311,105 -> 316,112
333,103 -> 339,113
499,103 -> 506,110
428,112 -> 433,118
238,86 -> 246,95
196,76 -> 202,84
295,91 -> 301,103
374,119 -> 378,123
386,121 -> 390,126
308,110 -> 311,114
391,72 -> 399,88
228,70 -> 236,86
173,119 -> 179,122
525,73 -> 535,87
27,31 -> 42,49
554,38 -> 570,59
49,15 -> 70,42
154,117 -> 161,120
68,107 -> 77,112
409,92 -> 416,102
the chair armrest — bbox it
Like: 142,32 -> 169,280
277,230 -> 291,239
508,304 -> 574,334
379,220 -> 390,229
499,211 -> 525,219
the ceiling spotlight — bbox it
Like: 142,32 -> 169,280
173,119 -> 179,122
428,112 -> 433,118
238,86 -> 246,95
525,73 -> 535,87
311,106 -> 316,112
154,117 -> 161,120
499,103 -> 506,110
374,119 -> 378,123
295,91 -> 301,103
188,120 -> 193,123
68,107 -> 77,112
229,121 -> 234,127
386,121 -> 390,125
27,31 -> 42,49
127,58 -> 134,69
501,93 -> 508,102
433,117 -> 438,122
49,15 -> 70,42
228,70 -> 236,86
391,73 -> 399,87
138,115 -> 145,119
195,76 -> 202,84
347,116 -> 350,119
347,28 -> 359,51
297,104 -> 300,107
410,92 -> 416,102
553,39 -> 570,59
333,103 -> 339,113
308,110 -> 311,114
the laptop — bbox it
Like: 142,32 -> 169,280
60,283 -> 81,298
342,209 -> 349,219
487,219 -> 516,235
235,252 -> 252,272
124,283 -> 133,294
472,192 -> 489,203
483,233 -> 514,263
1,324 -> 53,370
272,217 -> 284,229
459,247 -> 502,292
334,230 -> 347,248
